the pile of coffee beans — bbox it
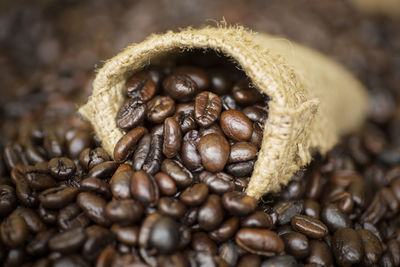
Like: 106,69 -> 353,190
1,59 -> 400,267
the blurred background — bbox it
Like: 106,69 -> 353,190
0,0 -> 399,144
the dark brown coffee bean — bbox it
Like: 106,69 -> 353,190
162,117 -> 182,158
234,177 -> 250,191
38,204 -> 57,225
0,185 -> 17,217
281,232 -> 310,259
113,127 -> 148,163
43,127 -> 64,158
228,142 -> 258,163
180,207 -> 198,226
4,247 -> 28,267
154,172 -> 177,196
149,216 -> 180,254
87,161 -> 119,180
173,110 -> 197,133
360,192 -> 386,224
77,192 -> 110,226
105,199 -> 143,224
111,224 -> 139,246
250,122 -> 263,148
110,167 -> 132,199
387,239 -> 400,267
12,207 -> 45,234
116,98 -> 147,131
175,102 -> 195,114
57,203 -> 90,230
199,171 -> 235,194
199,122 -> 225,137
332,228 -> 363,266
260,255 -> 297,267
131,170 -> 159,206
235,228 -> 284,257
321,203 -> 352,232
1,214 -> 29,247
379,251 -> 396,267
161,159 -> 193,189
194,91 -> 222,127
39,186 -> 79,209
163,74 -> 198,102
66,130 -> 93,159
179,183 -> 208,206
220,110 -> 253,141
220,94 -> 237,111
143,133 -> 164,175
219,241 -> 239,266
27,228 -> 57,256
273,200 -> 304,225
226,160 -> 255,177
305,240 -> 333,266
48,157 -> 76,180
198,133 -> 230,172
222,191 -> 257,216
126,71 -> 157,101
25,142 -> 47,164
181,130 -> 202,171
53,255 -> 90,267
191,232 -> 218,255
156,197 -> 185,218
381,187 -> 399,215
49,227 -> 86,253
242,211 -> 273,228
304,199 -> 320,219
291,215 -> 328,239
131,134 -> 151,171
3,143 -> 27,171
173,66 -> 210,91
242,106 -> 268,124
25,166 -> 56,190
209,217 -> 240,243
139,212 -> 162,249
79,147 -> 110,171
237,255 -> 261,267
80,177 -> 112,199
357,229 -> 382,266
198,194 -> 224,231
16,177 -> 39,207
232,79 -> 263,105
147,96 -> 176,123
83,225 -> 115,262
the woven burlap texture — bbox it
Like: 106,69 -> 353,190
79,26 -> 369,199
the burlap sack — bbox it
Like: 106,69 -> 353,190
78,26 -> 369,199
349,0 -> 400,19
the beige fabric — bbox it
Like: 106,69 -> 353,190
79,26 -> 369,199
349,0 -> 400,19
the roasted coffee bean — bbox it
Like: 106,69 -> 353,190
357,229 -> 382,266
360,192 -> 386,224
219,241 -> 239,266
126,71 -> 157,101
16,177 -> 39,207
66,131 -> 93,159
157,197 -> 186,218
53,255 -> 90,267
234,177 -> 250,191
306,240 -> 333,266
163,117 -> 182,158
116,98 -> 147,131
80,177 -> 112,199
291,215 -> 328,239
43,127 -> 63,158
143,133 -> 164,175
79,147 -> 110,171
12,207 -> 45,234
3,143 -> 28,171
139,212 -> 162,248
199,171 -> 235,194
209,217 -> 240,243
132,133 -> 151,171
191,232 -> 218,254
149,216 -> 180,254
381,187 -> 399,215
173,110 -> 196,133
281,232 -> 310,259
228,142 -> 258,163
131,170 -> 159,206
154,172 -> 177,196
48,157 -> 76,180
173,66 -> 210,91
175,102 -> 195,114
147,96 -> 175,123
273,200 -> 304,225
111,224 -> 139,246
181,207 -> 198,226
3,247 -> 28,267
57,203 -> 90,230
177,224 -> 192,250
242,211 -> 273,228
1,214 -> 29,247
198,194 -> 224,231
26,228 -> 57,256
232,79 -> 263,105
220,110 -> 253,141
220,94 -> 237,111
387,239 -> 400,266
237,254 -> 261,267
379,251 -> 396,267
180,183 -> 208,206
113,127 -> 148,163
250,122 -> 263,148
243,106 -> 268,124
105,199 -> 143,224
25,166 -> 56,190
38,204 -> 58,225
199,122 -> 225,137
25,142 -> 47,164
110,167 -> 132,199
88,161 -> 119,180
163,74 -> 198,102
304,199 -> 320,219
260,255 -> 297,267
321,203 -> 352,232
222,191 -> 257,216
194,91 -> 222,127
0,185 -> 17,216
83,225 -> 115,262
77,192 -> 110,226
198,133 -> 230,172
226,160 -> 255,177
180,131 -> 202,172
49,227 -> 86,253
39,186 -> 79,209
235,228 -> 284,256
332,228 -> 363,266
161,159 -> 193,188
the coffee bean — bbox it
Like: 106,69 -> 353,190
242,211 -> 273,228
360,192 -> 386,224
387,239 -> 400,266
198,133 -> 230,172
250,122 -> 263,148
113,126 -> 148,163
105,199 -> 143,224
191,232 -> 218,254
38,204 -> 58,225
149,216 -> 180,254
111,224 -> 139,246
232,79 -> 263,105
157,197 -> 186,218
126,71 -> 157,101
80,177 -> 112,199
0,185 -> 17,217
79,147 -> 110,171
219,241 -> 239,266
3,247 -> 28,267
173,66 -> 210,91
194,91 -> 222,127
357,229 -> 382,266
180,183 -> 208,206
209,217 -> 240,243
291,215 -> 328,239
154,172 -> 177,196
237,255 -> 261,267
181,130 -> 202,171
228,142 -> 258,163
16,177 -> 39,207
273,200 -> 304,225
87,161 -> 119,180
3,143 -> 27,171
39,186 -> 79,209
173,110 -> 196,133
1,214 -> 29,247
281,232 -> 310,259
304,199 -> 320,219
66,130 -> 93,159
25,142 -> 47,164
180,207 -> 198,226
235,228 -> 284,256
242,106 -> 268,124
220,94 -> 237,111
143,133 -> 164,175
12,207 -> 45,234
147,96 -> 175,123
306,240 -> 333,266
43,127 -> 63,158
321,203 -> 352,232
48,157 -> 76,180
53,255 -> 90,267
131,170 -> 159,206
77,192 -> 110,226
110,167 -> 132,199
132,133 -> 151,171
163,74 -> 198,102
199,171 -> 235,194
26,228 -> 57,256
139,212 -> 162,249
25,166 -> 56,190
198,194 -> 224,231
332,228 -> 363,266
199,122 -> 224,137
161,159 -> 193,189
57,203 -> 90,230
220,110 -> 253,141
116,98 -> 147,131
83,225 -> 115,262
222,191 -> 257,216
226,160 -> 255,177
379,251 -> 396,267
260,255 -> 297,267
163,117 -> 182,158
49,227 -> 86,253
